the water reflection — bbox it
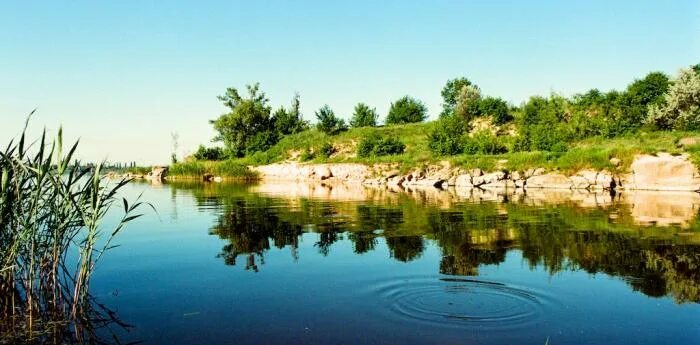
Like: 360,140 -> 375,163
168,181 -> 700,304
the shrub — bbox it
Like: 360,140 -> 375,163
479,96 -> 512,124
357,135 -> 405,158
440,77 -> 477,117
647,67 -> 700,130
386,96 -> 427,124
319,142 -> 335,158
300,148 -> 315,162
315,105 -> 348,135
427,115 -> 469,155
193,145 -> 226,161
463,131 -> 508,155
350,103 -> 378,127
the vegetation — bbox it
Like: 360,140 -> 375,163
315,105 -> 348,135
0,120 -> 145,342
357,135 -> 406,158
194,145 -> 226,161
179,63 -> 700,177
385,96 -> 427,124
169,160 -> 258,179
350,102 -> 378,128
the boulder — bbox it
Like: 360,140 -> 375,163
609,157 -> 622,167
526,173 -> 572,189
473,171 -> 506,186
313,166 -> 333,180
454,174 -> 473,187
481,180 -> 516,189
626,153 -> 700,191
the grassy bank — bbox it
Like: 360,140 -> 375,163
188,123 -> 700,174
169,160 -> 259,179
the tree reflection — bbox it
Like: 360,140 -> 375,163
176,182 -> 700,303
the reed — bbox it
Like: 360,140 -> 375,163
0,115 -> 146,342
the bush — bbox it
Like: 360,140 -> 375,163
350,103 -> 378,127
427,115 -> 469,155
647,67 -> 700,130
315,105 -> 348,135
463,131 -> 508,155
193,145 -> 227,161
357,135 -> 405,158
300,148 -> 315,162
319,142 -> 335,158
478,96 -> 512,125
386,96 -> 427,124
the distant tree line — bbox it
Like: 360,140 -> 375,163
196,63 -> 700,161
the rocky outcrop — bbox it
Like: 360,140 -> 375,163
249,153 -> 700,192
150,166 -> 168,181
623,153 -> 700,191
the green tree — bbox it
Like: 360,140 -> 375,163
211,83 -> 276,157
315,105 -> 348,135
350,103 -> 378,127
273,93 -> 309,135
441,77 -> 476,117
478,96 -> 512,124
453,85 -> 482,121
647,67 -> 700,130
427,115 -> 469,155
386,96 -> 427,124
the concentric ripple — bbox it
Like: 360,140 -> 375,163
371,276 -> 553,329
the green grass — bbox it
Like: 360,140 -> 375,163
183,123 -> 700,174
169,159 -> 259,179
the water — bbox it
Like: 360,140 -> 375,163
91,181 -> 700,344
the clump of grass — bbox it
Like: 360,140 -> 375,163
169,160 -> 258,179
0,116 -> 147,342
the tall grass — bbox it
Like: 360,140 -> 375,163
0,116 -> 146,342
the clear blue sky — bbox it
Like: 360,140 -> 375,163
1,0 -> 698,164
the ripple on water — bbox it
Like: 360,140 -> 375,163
371,276 -> 554,330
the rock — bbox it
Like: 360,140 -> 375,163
213,176 -> 223,183
514,179 -> 526,188
473,171 -> 506,186
526,173 -> 572,189
387,175 -> 405,186
678,136 -> 700,148
511,171 -> 522,181
313,166 -> 333,180
454,174 -> 473,187
481,180 -> 516,189
469,168 -> 484,177
151,166 -> 168,181
594,172 -> 616,190
525,168 -> 546,178
626,153 -> 700,191
446,175 -> 458,186
570,175 -> 591,190
609,157 -> 621,167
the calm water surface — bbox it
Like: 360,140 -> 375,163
93,181 -> 700,344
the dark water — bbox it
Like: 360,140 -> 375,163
93,181 -> 700,344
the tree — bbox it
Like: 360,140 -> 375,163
210,83 -> 276,157
453,85 -> 482,121
441,77 -> 476,117
315,105 -> 347,135
386,96 -> 427,124
647,67 -> 700,130
606,72 -> 670,135
478,96 -> 512,124
350,103 -> 378,127
273,93 -> 309,136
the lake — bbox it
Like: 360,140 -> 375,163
92,181 -> 700,344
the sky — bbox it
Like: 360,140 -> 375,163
1,0 -> 698,165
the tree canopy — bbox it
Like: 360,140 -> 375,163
386,96 -> 427,124
350,103 -> 378,128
